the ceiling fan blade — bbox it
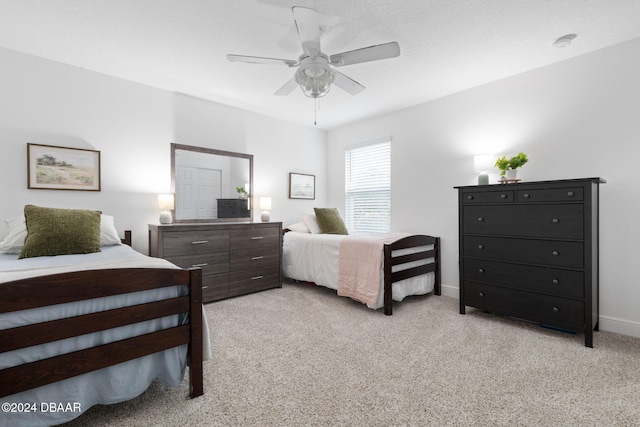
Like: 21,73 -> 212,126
332,70 -> 365,95
292,7 -> 321,55
227,54 -> 297,67
330,41 -> 400,67
274,78 -> 299,96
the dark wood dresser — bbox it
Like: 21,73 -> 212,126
217,199 -> 250,218
455,178 -> 605,347
149,222 -> 282,303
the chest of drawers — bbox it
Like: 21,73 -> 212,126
149,222 -> 282,303
455,178 -> 604,347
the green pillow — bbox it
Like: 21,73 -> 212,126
314,208 -> 348,235
19,205 -> 102,259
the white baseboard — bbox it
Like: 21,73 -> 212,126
598,315 -> 640,338
440,284 -> 640,339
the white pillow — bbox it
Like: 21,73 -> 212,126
0,213 -> 122,253
286,222 -> 310,233
302,214 -> 322,234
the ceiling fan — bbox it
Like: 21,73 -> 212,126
227,6 -> 401,99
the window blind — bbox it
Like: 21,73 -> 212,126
345,139 -> 391,234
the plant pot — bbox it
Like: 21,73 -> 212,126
506,169 -> 518,180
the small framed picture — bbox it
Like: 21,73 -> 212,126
289,173 -> 315,199
27,143 -> 101,191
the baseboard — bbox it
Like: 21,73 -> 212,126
441,284 -> 640,339
599,315 -> 640,338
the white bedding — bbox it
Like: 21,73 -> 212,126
0,245 -> 210,427
282,232 -> 435,310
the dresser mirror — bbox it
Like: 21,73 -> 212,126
171,143 -> 253,223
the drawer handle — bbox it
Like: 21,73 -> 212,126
552,218 -> 559,224
500,194 -> 507,199
567,191 -> 574,197
478,268 -> 484,274
552,307 -> 559,312
192,263 -> 208,268
467,195 -> 474,200
251,256 -> 264,260
552,278 -> 560,285
251,236 -> 264,240
552,250 -> 559,256
478,244 -> 485,250
202,285 -> 209,289
251,275 -> 264,280
523,193 -> 530,199
478,292 -> 484,297
192,240 -> 208,245
477,217 -> 484,222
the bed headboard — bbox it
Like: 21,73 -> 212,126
121,230 -> 132,247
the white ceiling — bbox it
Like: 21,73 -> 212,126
1,0 -> 639,130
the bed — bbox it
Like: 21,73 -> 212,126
282,229 -> 441,315
0,207 -> 207,426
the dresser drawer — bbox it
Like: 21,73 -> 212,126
462,190 -> 514,204
464,282 -> 584,329
164,252 -> 229,275
162,230 -> 229,256
516,187 -> 584,202
463,258 -> 584,298
230,226 -> 281,250
463,204 -> 583,239
228,266 -> 280,297
202,272 -> 230,302
463,236 -> 584,268
230,247 -> 280,271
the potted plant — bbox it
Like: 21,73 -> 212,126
236,185 -> 248,199
495,152 -> 528,179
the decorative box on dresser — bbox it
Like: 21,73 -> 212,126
455,178 -> 605,347
149,222 -> 282,303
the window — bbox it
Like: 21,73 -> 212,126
344,139 -> 391,234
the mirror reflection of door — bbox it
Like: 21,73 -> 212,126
176,165 -> 222,219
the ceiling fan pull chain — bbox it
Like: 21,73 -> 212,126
314,97 -> 318,125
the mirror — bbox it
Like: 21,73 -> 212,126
171,143 -> 253,223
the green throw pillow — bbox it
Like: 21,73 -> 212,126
314,208 -> 348,235
19,205 -> 102,259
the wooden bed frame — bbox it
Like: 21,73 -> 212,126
283,231 -> 441,315
383,234 -> 441,315
0,230 -> 204,400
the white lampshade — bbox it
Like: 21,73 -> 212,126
259,197 -> 272,210
474,154 -> 495,172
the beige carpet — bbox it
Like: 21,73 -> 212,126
65,280 -> 640,426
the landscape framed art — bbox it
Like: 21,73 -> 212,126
27,143 -> 101,191
289,172 -> 315,199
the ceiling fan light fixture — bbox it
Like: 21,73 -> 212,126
552,33 -> 577,48
295,59 -> 335,98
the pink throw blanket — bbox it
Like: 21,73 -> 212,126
337,233 -> 412,306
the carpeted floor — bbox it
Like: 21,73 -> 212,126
64,280 -> 640,426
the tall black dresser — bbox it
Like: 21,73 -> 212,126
455,178 -> 605,347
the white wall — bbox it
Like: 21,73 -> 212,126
0,47 -> 327,253
328,37 -> 640,338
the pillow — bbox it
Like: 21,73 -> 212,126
286,222 -> 311,233
302,214 -> 322,234
313,208 -> 349,235
19,205 -> 102,259
99,214 -> 122,246
0,213 -> 121,253
0,215 -> 28,254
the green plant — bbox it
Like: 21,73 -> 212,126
495,152 -> 528,176
235,185 -> 248,195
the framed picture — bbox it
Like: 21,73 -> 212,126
289,173 -> 315,199
27,143 -> 101,191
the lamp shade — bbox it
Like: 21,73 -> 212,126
474,154 -> 495,172
158,193 -> 175,210
259,197 -> 272,210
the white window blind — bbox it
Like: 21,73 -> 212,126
345,139 -> 391,234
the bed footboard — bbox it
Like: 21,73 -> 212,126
383,235 -> 440,315
0,267 -> 203,399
